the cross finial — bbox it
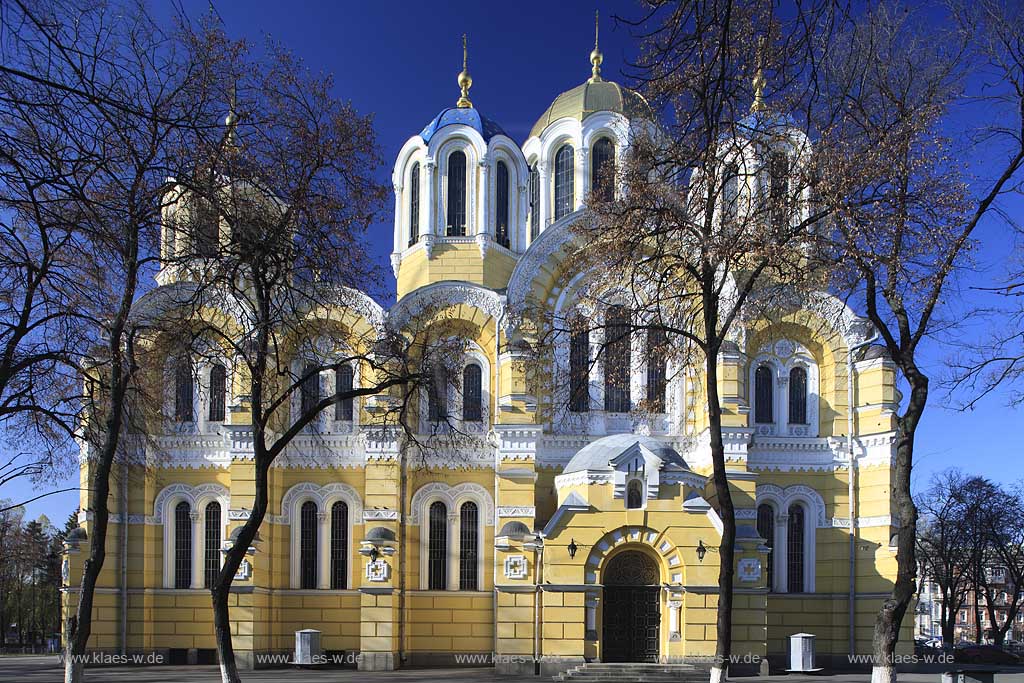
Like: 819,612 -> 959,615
225,83 -> 240,149
751,36 -> 767,113
589,10 -> 603,83
457,33 -> 473,108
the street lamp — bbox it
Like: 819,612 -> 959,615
696,540 -> 707,563
568,538 -> 578,559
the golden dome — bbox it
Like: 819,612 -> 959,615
456,33 -> 473,109
529,79 -> 647,139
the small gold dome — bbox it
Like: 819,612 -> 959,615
456,34 -> 473,108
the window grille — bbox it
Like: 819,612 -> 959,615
789,366 -> 807,424
335,365 -> 354,421
428,501 -> 448,590
300,363 -> 319,417
554,145 -> 575,220
787,503 -> 805,592
646,328 -> 667,412
757,504 -> 774,590
208,364 -> 226,422
755,366 -> 773,423
569,326 -> 590,413
204,502 -> 221,589
459,502 -> 478,590
529,165 -> 539,240
174,501 -> 192,589
330,501 -> 348,589
447,151 -> 467,236
174,359 -> 193,422
427,367 -> 448,422
462,364 -> 482,422
300,500 -> 318,590
495,161 -> 510,248
626,480 -> 643,509
409,162 -> 420,246
591,137 -> 615,201
604,306 -> 631,412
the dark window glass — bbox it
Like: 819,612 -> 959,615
529,164 -> 539,241
626,480 -> 643,509
789,366 -> 808,424
300,501 -> 318,590
335,365 -> 354,421
757,504 -> 774,591
409,162 -> 420,246
755,365 -> 773,423
495,161 -> 510,248
447,151 -> 467,236
554,144 -> 575,220
770,151 -> 789,232
427,367 -> 448,422
459,502 -> 479,590
300,364 -> 319,417
330,501 -> 348,589
204,502 -> 221,589
428,501 -> 448,590
723,162 -> 740,222
175,359 -> 193,422
787,503 -> 805,593
208,364 -> 226,422
569,326 -> 590,413
193,200 -> 219,257
462,364 -> 482,422
591,138 -> 615,202
604,306 -> 631,412
646,328 -> 667,412
174,501 -> 192,589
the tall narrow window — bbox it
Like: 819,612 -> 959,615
569,325 -> 590,413
446,151 -> 467,236
495,161 -> 510,248
193,199 -> 219,257
789,366 -> 808,425
723,162 -> 740,222
554,144 -> 575,220
646,328 -> 667,412
591,137 -> 615,202
787,503 -> 805,593
626,479 -> 643,509
754,365 -> 773,423
300,501 -> 318,590
174,359 -> 193,423
529,164 -> 540,240
300,363 -> 319,417
208,364 -> 226,422
427,367 -> 448,422
330,501 -> 348,589
174,501 -> 192,589
769,151 -> 789,232
428,501 -> 448,590
462,363 -> 482,422
204,501 -> 221,589
335,364 -> 354,421
459,501 -> 479,590
757,504 -> 775,591
409,162 -> 420,246
604,305 -> 631,413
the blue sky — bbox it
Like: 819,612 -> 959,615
6,0 -> 1021,523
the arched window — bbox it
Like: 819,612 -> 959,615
754,365 -> 773,423
462,363 -> 482,422
300,500 -> 318,590
459,501 -> 479,590
723,162 -> 740,222
591,137 -> 615,202
204,501 -> 221,589
192,199 -> 219,257
427,366 -> 448,422
495,161 -> 510,248
646,328 -> 666,412
409,162 -> 420,246
428,501 -> 448,590
787,503 -> 805,593
447,150 -> 467,236
554,144 -> 575,220
529,164 -> 540,240
300,363 -> 319,417
330,501 -> 348,589
757,504 -> 774,591
174,501 -> 192,589
769,151 -> 789,232
789,366 -> 808,425
208,364 -> 226,422
335,364 -> 354,421
174,359 -> 193,423
604,305 -> 631,413
626,479 -> 643,509
569,325 -> 590,413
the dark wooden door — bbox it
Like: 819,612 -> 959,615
602,586 -> 660,662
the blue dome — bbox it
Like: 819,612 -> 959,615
419,107 -> 507,144
737,109 -> 798,135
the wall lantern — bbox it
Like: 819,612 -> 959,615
567,538 -> 578,559
696,539 -> 707,563
368,546 -> 380,563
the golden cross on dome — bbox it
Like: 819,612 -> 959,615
751,36 -> 767,112
589,10 -> 603,83
457,34 -> 473,108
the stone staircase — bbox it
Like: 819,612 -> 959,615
554,662 -> 709,683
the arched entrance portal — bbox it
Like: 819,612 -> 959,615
601,550 -> 660,663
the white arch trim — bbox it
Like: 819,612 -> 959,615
151,482 -> 230,589
756,483 -> 824,592
273,482 -> 363,589
410,481 -> 493,591
387,281 -> 505,332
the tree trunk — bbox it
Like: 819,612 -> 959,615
870,374 -> 923,683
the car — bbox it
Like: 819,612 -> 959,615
954,644 -> 1024,665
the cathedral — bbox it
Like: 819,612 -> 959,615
62,32 -> 909,677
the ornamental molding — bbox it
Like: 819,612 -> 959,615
408,481 -> 494,526
755,483 -> 827,528
830,515 -> 893,529
363,509 -> 400,521
735,509 -> 758,520
268,481 -> 363,525
387,281 -> 505,331
147,482 -> 230,525
504,555 -> 529,580
506,211 -> 583,316
497,506 -> 536,518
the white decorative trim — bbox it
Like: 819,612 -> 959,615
504,555 -> 528,580
271,482 -> 363,525
738,557 -> 762,583
387,281 -> 504,331
363,509 -> 400,521
152,482 -> 230,589
735,509 -> 758,520
408,482 -> 494,526
497,506 -> 535,518
756,483 -> 825,592
831,515 -> 892,528
410,481 -> 493,590
366,559 -> 391,583
274,482 -> 362,590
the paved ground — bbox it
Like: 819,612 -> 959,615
4,657 -> 1024,683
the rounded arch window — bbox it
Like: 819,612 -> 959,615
409,161 -> 420,246
462,363 -> 482,422
446,150 -> 467,236
754,365 -> 773,423
756,503 -> 775,591
427,501 -> 448,590
591,137 -> 615,201
299,500 -> 318,589
788,366 -> 808,425
173,500 -> 192,589
495,160 -> 510,248
626,479 -> 644,509
786,503 -> 805,593
554,144 -> 575,220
